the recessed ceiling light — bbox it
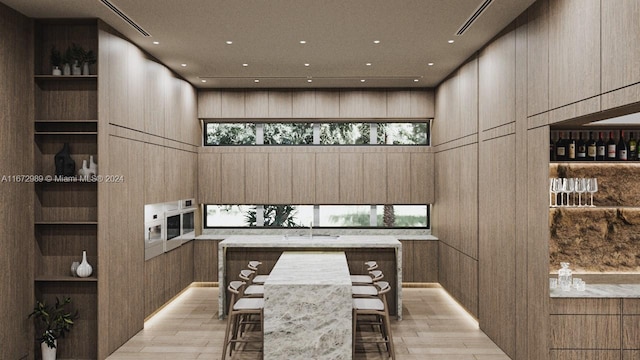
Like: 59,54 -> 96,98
299,40 -> 307,44
414,79 -> 419,82
226,40 -> 233,45
366,63 -> 372,66
254,79 -> 260,83
373,40 -> 380,44
428,62 -> 434,66
360,79 -> 366,83
180,63 -> 187,67
307,79 -> 313,83
448,40 -> 454,44
201,79 -> 207,83
304,63 -> 310,67
242,63 -> 249,67
152,41 -> 159,45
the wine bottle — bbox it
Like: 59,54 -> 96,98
628,132 -> 637,161
567,132 -> 576,161
586,131 -> 597,161
618,130 -> 628,161
555,132 -> 566,161
576,132 -> 586,160
606,131 -> 617,161
596,132 -> 606,161
550,133 -> 555,161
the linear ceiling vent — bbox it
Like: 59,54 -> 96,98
455,0 -> 493,36
100,0 -> 151,37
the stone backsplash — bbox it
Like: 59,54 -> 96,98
550,208 -> 640,272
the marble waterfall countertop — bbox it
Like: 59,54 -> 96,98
550,284 -> 640,298
219,234 -> 402,248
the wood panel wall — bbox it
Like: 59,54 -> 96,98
198,146 -> 433,205
0,4 -> 34,359
198,89 -> 434,119
97,22 -> 198,358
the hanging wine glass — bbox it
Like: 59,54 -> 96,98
550,178 -> 557,207
587,178 -> 598,207
574,178 -> 587,207
563,178 -> 575,207
553,178 -> 564,206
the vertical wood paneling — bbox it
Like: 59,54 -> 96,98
245,153 -> 269,204
0,5 -> 33,359
245,91 -> 269,118
126,44 -> 145,132
548,0 -> 601,110
459,254 -> 478,317
549,315 -> 621,349
164,79 -> 182,141
144,60 -> 166,137
551,350 -> 623,360
198,90 -> 222,118
411,90 -> 435,118
601,0 -> 640,93
268,91 -> 293,118
221,91 -> 245,118
193,240 -> 219,282
527,0 -> 550,116
144,143 -> 165,205
459,144 -> 478,258
458,57 -> 479,137
339,152 -> 363,203
362,152 -> 387,204
315,152 -> 340,204
387,153 -> 411,203
268,153 -> 292,204
479,24 -> 516,131
220,153 -> 245,203
387,91 -> 411,118
197,152 -> 221,204
180,82 -> 199,145
291,91 -> 316,117
291,153 -> 315,204
410,152 -> 432,203
164,147 -> 180,201
362,91 -> 387,117
315,91 -> 340,117
479,134 -> 516,358
339,91 -> 363,117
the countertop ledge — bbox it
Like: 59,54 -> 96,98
196,234 -> 437,241
550,284 -> 640,298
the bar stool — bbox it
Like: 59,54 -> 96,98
238,269 -> 264,297
248,261 -> 269,284
222,281 -> 264,360
351,269 -> 384,285
352,281 -> 395,359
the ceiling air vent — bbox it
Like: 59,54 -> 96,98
100,0 -> 151,37
455,0 -> 493,36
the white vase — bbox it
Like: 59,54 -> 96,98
71,261 -> 80,277
41,340 -> 56,360
52,66 -> 61,76
76,250 -> 93,278
72,60 -> 81,75
82,62 -> 90,75
63,63 -> 71,76
77,159 -> 90,179
89,155 -> 97,177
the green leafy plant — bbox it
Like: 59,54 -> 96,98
245,205 -> 300,227
50,46 -> 62,67
28,297 -> 78,349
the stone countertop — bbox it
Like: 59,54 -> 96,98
219,235 -> 401,248
197,234 -> 437,241
550,284 -> 640,298
266,251 -> 351,286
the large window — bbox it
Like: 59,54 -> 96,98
205,204 -> 429,228
204,121 -> 430,146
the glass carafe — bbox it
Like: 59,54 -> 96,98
558,262 -> 572,291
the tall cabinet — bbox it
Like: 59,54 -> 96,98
33,19 -> 99,359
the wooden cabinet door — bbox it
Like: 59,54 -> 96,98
386,153 -> 411,203
339,152 -> 363,203
601,0 -> 640,94
244,152 -> 268,204
315,152 -> 339,203
144,143 -> 165,204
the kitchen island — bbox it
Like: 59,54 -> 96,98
218,235 -> 402,319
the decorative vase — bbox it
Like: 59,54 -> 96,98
76,251 -> 93,278
89,155 -> 97,176
71,261 -> 80,277
63,63 -> 71,76
54,143 -> 75,176
77,159 -> 90,179
41,340 -> 56,360
72,60 -> 81,75
52,66 -> 61,76
82,62 -> 90,75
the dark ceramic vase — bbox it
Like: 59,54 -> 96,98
54,143 -> 75,176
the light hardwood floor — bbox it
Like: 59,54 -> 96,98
107,286 -> 509,360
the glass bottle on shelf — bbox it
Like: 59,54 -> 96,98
550,134 -> 555,162
628,132 -> 637,161
606,131 -> 617,161
567,132 -> 576,161
596,132 -> 606,161
586,131 -> 597,161
618,130 -> 628,161
576,132 -> 586,160
555,132 -> 566,161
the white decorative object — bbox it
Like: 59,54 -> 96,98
72,60 -> 81,75
82,62 -> 90,75
89,155 -> 97,176
77,160 -> 90,179
52,66 -> 61,76
70,261 -> 80,277
41,340 -> 56,360
76,251 -> 93,278
63,63 -> 71,76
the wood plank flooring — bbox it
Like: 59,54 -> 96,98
106,286 -> 510,360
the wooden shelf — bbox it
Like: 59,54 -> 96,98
35,131 -> 97,135
34,75 -> 97,80
35,275 -> 97,282
35,119 -> 98,123
551,161 -> 640,165
35,221 -> 98,225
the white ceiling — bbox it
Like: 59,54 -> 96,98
2,0 -> 535,89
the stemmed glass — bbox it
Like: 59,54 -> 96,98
550,178 -> 557,207
552,178 -> 563,206
574,178 -> 587,207
587,178 -> 598,207
562,178 -> 575,207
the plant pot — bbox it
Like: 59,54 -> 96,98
72,61 -> 81,76
63,63 -> 71,76
82,62 -> 90,75
52,66 -> 61,76
41,340 -> 56,360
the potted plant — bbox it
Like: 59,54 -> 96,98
69,43 -> 84,75
81,49 -> 96,75
49,46 -> 62,75
62,46 -> 73,75
29,297 -> 78,360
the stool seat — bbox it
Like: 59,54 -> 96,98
252,274 -> 269,284
353,298 -> 385,311
233,297 -> 264,311
352,285 -> 379,297
244,285 -> 264,297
